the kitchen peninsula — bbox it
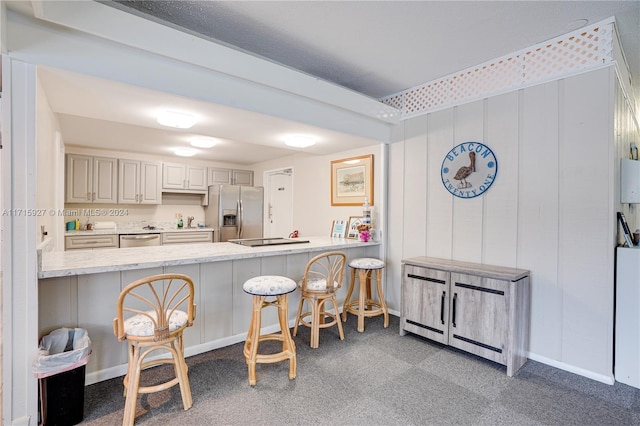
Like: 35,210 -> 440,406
38,237 -> 381,384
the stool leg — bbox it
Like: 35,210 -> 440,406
171,336 -> 193,410
357,268 -> 368,332
365,270 -> 373,309
245,295 -> 263,386
311,297 -> 320,348
293,294 -> 304,337
375,269 -> 389,328
342,269 -> 356,322
123,343 -> 141,426
277,295 -> 297,380
331,295 -> 345,341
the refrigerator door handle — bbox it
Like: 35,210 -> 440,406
238,199 -> 243,238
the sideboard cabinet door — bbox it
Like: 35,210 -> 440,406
401,264 -> 450,344
448,272 -> 509,366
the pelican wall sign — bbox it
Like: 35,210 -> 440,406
441,142 -> 498,198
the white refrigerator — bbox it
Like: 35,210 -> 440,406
205,185 -> 264,242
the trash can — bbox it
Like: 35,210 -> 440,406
33,328 -> 91,426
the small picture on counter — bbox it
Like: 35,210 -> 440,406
346,216 -> 363,239
330,220 -> 347,238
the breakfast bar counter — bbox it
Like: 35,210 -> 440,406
39,236 -> 377,278
38,237 -> 381,384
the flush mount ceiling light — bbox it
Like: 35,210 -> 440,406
174,147 -> 197,157
190,136 -> 218,148
156,111 -> 198,129
284,135 -> 316,148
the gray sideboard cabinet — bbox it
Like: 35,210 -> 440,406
400,256 -> 530,377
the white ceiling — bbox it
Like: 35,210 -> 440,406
8,1 -> 640,165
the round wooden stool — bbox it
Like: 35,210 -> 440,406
243,275 -> 297,386
341,258 -> 389,332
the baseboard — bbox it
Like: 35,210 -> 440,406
527,352 -> 615,385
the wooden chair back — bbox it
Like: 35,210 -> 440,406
300,251 -> 346,293
113,273 -> 195,342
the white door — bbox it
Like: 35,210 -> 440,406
265,168 -> 293,238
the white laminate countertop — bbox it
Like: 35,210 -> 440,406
40,236 -> 380,279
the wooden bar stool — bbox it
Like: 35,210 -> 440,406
113,273 -> 195,426
342,258 -> 389,332
243,275 -> 297,386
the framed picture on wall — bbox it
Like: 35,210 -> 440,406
346,216 -> 363,239
330,154 -> 373,206
330,220 -> 347,238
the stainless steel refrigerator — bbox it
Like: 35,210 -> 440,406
205,184 -> 264,242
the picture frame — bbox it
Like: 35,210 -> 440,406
617,212 -> 634,247
330,154 -> 373,206
330,219 -> 347,238
346,216 -> 364,239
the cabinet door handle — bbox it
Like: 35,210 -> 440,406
440,291 -> 446,324
452,292 -> 457,328
92,192 -> 96,201
87,192 -> 91,201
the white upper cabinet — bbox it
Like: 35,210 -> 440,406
118,159 -> 162,204
66,154 -> 118,203
208,167 -> 254,186
232,169 -> 254,186
163,162 -> 207,191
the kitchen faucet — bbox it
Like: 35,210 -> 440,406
187,216 -> 194,228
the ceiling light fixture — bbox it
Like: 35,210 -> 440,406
284,135 -> 316,148
190,136 -> 218,148
156,111 -> 198,129
174,147 -> 197,157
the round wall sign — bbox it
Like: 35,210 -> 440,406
441,142 -> 498,198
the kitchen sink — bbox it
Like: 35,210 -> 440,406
229,237 -> 310,247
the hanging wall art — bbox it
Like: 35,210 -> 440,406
441,142 -> 498,199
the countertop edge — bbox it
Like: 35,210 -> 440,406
40,238 -> 380,279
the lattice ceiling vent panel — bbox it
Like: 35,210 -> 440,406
381,20 -> 614,119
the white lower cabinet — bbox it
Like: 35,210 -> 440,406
400,257 -> 530,376
161,231 -> 213,245
65,234 -> 119,250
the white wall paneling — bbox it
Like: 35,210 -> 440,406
518,81 -> 562,362
559,69 -> 615,377
390,66 -> 618,383
426,109 -> 455,259
451,100 -> 485,263
386,141 -> 405,313
402,116 -> 428,258
483,92 -> 519,267
2,58 -> 39,425
200,261 -> 233,343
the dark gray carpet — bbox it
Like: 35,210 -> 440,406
81,315 -> 640,425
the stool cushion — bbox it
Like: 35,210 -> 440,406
243,275 -> 297,296
299,277 -> 339,291
124,310 -> 188,337
349,258 -> 385,269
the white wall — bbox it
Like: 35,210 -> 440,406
253,144 -> 385,238
388,67 -> 618,383
35,74 -> 65,250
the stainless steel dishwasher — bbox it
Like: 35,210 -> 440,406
119,233 -> 161,247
